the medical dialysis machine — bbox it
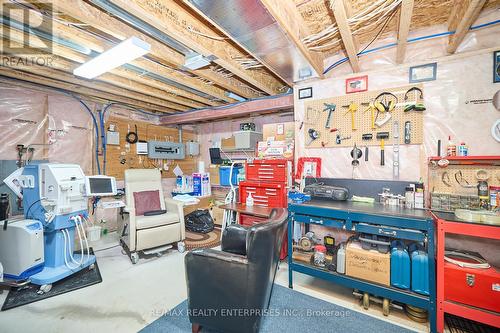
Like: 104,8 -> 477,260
0,163 -> 116,293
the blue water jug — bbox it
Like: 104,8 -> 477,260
390,241 -> 410,289
411,249 -> 429,295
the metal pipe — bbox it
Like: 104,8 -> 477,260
178,125 -> 183,143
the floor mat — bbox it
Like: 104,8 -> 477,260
140,284 -> 416,333
445,314 -> 499,333
184,228 -> 221,251
1,248 -> 102,311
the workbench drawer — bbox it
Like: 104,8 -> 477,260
353,223 -> 426,242
293,214 -> 345,229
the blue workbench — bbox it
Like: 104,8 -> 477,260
288,200 -> 436,332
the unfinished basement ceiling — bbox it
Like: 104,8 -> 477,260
0,0 -> 498,116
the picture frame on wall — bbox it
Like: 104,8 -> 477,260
494,50 -> 500,83
409,63 -> 437,83
298,87 -> 313,99
346,75 -> 368,94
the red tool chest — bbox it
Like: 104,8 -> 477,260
444,261 -> 500,313
245,159 -> 291,184
239,181 -> 287,208
239,158 -> 292,260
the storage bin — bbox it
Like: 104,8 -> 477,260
219,166 -> 243,186
234,131 -> 262,149
390,240 -> 410,289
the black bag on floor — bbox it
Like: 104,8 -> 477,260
185,209 -> 214,234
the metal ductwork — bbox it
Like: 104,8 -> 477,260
187,0 -> 319,83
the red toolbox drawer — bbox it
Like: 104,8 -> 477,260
246,159 -> 292,184
444,261 -> 500,313
239,181 -> 287,208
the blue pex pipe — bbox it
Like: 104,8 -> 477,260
323,19 -> 500,75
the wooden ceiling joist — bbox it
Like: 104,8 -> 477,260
447,0 -> 487,54
396,0 -> 415,64
332,0 -> 361,72
2,28 -> 210,110
49,0 -> 258,100
3,3 -> 222,107
0,52 -> 187,112
260,0 -> 325,78
0,67 -> 175,113
107,0 -> 286,95
161,94 -> 293,125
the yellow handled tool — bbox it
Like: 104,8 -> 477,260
342,102 -> 358,131
362,100 -> 376,130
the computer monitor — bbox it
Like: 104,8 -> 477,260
85,176 -> 117,196
209,148 -> 223,164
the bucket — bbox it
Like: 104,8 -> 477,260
86,225 -> 102,242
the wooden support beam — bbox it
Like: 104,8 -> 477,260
50,0 -> 258,100
396,0 -> 414,64
108,0 -> 286,95
161,94 -> 293,125
259,0 -> 324,78
332,0 -> 361,72
0,67 -> 175,113
447,0 -> 486,54
1,4 -> 221,106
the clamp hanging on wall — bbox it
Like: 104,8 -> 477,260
126,124 -> 139,144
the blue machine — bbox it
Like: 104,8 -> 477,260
390,240 -> 410,289
410,243 -> 430,295
21,164 -> 96,290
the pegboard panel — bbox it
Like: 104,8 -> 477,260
105,117 -> 198,180
302,84 -> 424,148
429,164 -> 500,194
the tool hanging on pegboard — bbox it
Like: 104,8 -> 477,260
324,103 -> 336,129
307,128 -> 320,146
302,84 -> 424,148
342,102 -> 358,131
362,100 -> 377,130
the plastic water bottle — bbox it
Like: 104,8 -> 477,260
336,243 -> 346,274
246,193 -> 254,207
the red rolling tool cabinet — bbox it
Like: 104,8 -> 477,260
239,159 -> 292,259
429,156 -> 500,332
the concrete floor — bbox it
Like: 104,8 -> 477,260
0,233 -> 429,333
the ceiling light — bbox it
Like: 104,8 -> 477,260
73,37 -> 151,79
225,92 -> 246,102
183,52 -> 213,70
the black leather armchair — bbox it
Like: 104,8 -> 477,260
184,208 -> 288,333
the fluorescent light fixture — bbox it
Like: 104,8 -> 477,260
73,37 -> 150,79
225,92 -> 246,102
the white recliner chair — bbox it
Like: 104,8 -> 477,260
119,169 -> 185,264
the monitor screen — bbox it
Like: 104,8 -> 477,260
209,148 -> 222,164
86,176 -> 116,196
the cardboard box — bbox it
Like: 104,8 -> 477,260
209,164 -> 220,185
263,122 -> 295,141
346,240 -> 390,286
183,196 -> 212,216
221,136 -> 235,149
210,205 -> 224,225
